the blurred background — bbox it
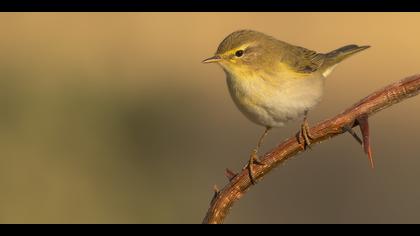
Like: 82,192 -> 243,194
0,13 -> 419,223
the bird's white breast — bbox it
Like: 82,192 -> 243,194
225,71 -> 325,128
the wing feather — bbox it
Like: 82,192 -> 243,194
281,45 -> 326,74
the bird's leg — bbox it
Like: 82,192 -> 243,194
247,126 -> 271,185
299,110 -> 315,150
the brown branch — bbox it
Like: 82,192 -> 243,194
203,74 -> 420,224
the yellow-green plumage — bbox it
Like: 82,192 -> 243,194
204,29 -> 370,128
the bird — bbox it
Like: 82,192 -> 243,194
203,29 -> 370,184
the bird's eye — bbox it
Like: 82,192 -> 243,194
235,50 -> 244,57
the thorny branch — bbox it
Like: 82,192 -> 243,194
203,75 -> 420,224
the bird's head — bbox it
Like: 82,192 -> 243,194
203,30 -> 281,76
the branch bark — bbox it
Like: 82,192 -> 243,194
203,74 -> 420,224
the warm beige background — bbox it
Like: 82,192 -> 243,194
0,13 -> 419,223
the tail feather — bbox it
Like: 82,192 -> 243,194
319,44 -> 370,77
325,44 -> 370,66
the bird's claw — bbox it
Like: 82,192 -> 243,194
246,149 -> 264,185
298,120 -> 314,150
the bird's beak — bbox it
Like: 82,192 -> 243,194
202,55 -> 221,64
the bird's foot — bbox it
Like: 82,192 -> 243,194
298,120 -> 314,150
246,148 -> 265,185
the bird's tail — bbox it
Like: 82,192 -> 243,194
324,44 -> 370,67
320,44 -> 370,77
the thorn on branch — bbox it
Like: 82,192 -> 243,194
357,115 -> 374,169
225,168 -> 238,182
343,124 -> 363,145
213,184 -> 220,194
210,184 -> 220,205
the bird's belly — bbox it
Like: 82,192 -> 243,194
226,73 -> 325,128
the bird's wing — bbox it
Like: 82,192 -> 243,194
281,45 -> 326,74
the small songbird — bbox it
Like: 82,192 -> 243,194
203,29 -> 370,184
